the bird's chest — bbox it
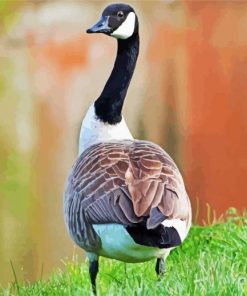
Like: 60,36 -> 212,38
92,224 -> 170,263
79,105 -> 133,155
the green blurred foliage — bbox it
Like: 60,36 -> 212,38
0,0 -> 21,35
1,153 -> 31,215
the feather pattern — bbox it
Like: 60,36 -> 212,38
64,139 -> 191,252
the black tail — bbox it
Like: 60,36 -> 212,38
126,224 -> 181,248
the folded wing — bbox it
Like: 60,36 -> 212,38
69,140 -> 190,231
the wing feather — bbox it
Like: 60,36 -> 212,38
68,140 -> 190,230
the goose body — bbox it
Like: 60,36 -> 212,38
64,3 -> 191,293
91,223 -> 170,262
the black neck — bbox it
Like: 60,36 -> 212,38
94,32 -> 139,124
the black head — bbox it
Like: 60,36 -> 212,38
86,3 -> 138,39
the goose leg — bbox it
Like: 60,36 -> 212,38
89,260 -> 98,294
87,253 -> 99,295
155,258 -> 165,276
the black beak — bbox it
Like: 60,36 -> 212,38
86,16 -> 112,34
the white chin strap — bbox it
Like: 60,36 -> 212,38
111,12 -> 136,40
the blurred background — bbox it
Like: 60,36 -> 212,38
0,0 -> 246,287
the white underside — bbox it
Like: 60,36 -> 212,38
93,223 -> 174,263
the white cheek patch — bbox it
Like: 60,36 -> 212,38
111,12 -> 136,39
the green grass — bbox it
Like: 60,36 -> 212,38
2,209 -> 247,296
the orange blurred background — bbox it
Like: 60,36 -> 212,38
0,0 -> 246,287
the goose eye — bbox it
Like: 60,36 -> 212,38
117,11 -> 124,18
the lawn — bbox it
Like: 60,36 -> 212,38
2,209 -> 246,296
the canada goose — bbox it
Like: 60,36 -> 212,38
64,3 -> 192,294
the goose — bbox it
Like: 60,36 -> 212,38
64,3 -> 192,294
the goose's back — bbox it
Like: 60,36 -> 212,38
64,140 -> 191,252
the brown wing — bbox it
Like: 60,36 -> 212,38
70,140 -> 190,229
